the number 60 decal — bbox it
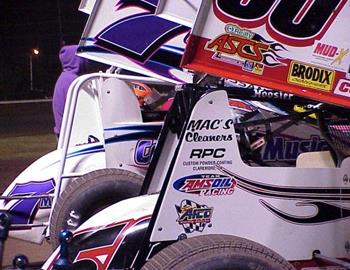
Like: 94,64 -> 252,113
214,0 -> 347,46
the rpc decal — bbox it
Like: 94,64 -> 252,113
173,174 -> 236,196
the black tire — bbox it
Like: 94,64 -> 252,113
142,234 -> 295,270
49,168 -> 143,249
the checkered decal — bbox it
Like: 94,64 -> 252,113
176,199 -> 213,233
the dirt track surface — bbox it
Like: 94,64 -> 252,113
0,101 -> 57,266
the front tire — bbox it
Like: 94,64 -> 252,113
142,234 -> 295,270
49,168 -> 143,249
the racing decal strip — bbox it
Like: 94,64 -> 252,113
96,14 -> 189,63
69,126 -> 161,158
116,0 -> 158,12
260,199 -> 350,224
217,165 -> 350,201
73,215 -> 151,270
104,125 -> 162,132
217,166 -> 350,224
105,131 -> 159,144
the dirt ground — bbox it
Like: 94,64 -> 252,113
0,101 -> 57,266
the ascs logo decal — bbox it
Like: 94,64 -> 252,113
334,79 -> 350,97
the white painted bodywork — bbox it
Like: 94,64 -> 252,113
151,91 -> 350,261
1,72 -> 168,244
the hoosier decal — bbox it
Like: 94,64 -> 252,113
173,174 -> 236,196
176,199 -> 213,233
288,61 -> 335,91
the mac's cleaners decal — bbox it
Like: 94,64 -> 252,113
173,174 -> 236,196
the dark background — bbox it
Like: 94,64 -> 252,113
0,1 -> 89,100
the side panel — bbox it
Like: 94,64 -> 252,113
151,90 -> 349,261
182,0 -> 350,108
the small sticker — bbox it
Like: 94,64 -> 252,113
334,79 -> 350,98
173,174 -> 236,196
288,61 -> 335,92
176,199 -> 213,233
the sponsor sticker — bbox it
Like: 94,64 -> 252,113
334,79 -> 350,98
312,42 -> 349,71
173,174 -> 236,196
176,199 -> 213,233
205,23 -> 286,75
288,61 -> 335,92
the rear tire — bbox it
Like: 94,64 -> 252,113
49,168 -> 143,249
142,234 -> 295,270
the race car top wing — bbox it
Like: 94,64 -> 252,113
181,0 -> 350,108
77,0 -> 193,84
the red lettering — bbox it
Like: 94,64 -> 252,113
339,82 -> 350,92
207,34 -> 269,62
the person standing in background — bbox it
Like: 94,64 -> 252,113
52,45 -> 87,138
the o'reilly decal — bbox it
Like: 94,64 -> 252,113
288,61 -> 334,92
173,174 -> 236,196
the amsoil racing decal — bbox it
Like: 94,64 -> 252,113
176,199 -> 213,233
288,61 -> 335,92
173,174 -> 236,196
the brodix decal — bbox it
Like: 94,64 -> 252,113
173,174 -> 237,196
288,61 -> 335,92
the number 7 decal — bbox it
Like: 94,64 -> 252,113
4,180 -> 55,225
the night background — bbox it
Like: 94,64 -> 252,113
0,1 -> 89,100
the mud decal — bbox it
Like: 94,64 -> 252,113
173,174 -> 236,196
176,199 -> 213,233
5,179 -> 55,225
